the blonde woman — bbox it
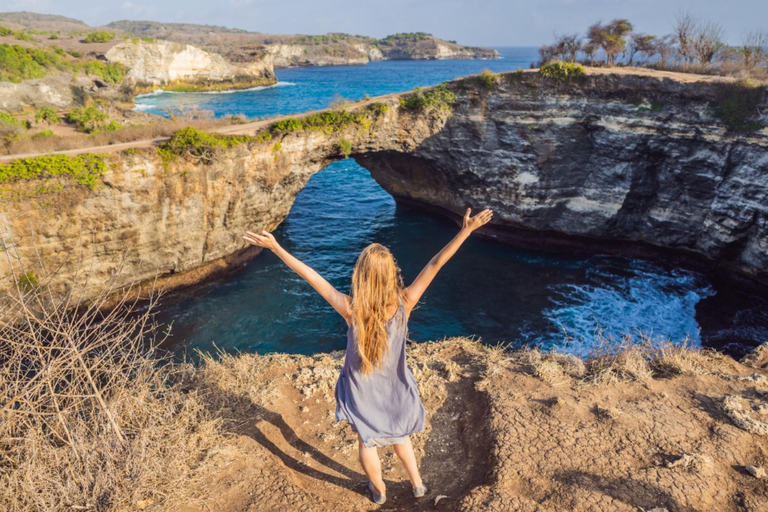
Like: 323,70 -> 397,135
243,207 -> 492,504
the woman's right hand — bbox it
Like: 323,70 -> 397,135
243,230 -> 280,251
462,208 -> 493,233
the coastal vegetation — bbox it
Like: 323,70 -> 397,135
539,62 -> 586,83
478,69 -> 502,90
83,30 -> 115,43
399,85 -> 457,112
0,42 -> 126,83
66,106 -> 121,133
34,106 -> 61,125
0,153 -> 108,190
156,126 -> 252,167
269,103 -> 389,136
538,11 -> 768,79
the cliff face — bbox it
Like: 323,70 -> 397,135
0,99 -> 448,301
3,69 -> 768,303
105,40 -> 276,92
359,70 -> 768,285
263,44 -> 369,68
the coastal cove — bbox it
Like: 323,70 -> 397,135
134,49 -> 768,360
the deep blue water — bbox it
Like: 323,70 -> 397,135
135,47 -> 538,118
142,48 -> 768,359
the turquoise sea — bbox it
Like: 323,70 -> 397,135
139,48 -> 768,359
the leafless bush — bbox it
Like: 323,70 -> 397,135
585,341 -> 654,385
0,233 -> 224,511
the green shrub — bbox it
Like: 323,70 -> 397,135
35,107 -> 61,125
399,85 -> 457,112
539,62 -> 586,83
254,131 -> 272,143
0,44 -> 66,83
157,127 -> 252,167
18,270 -> 39,291
0,154 -> 108,190
270,118 -> 304,134
365,102 -> 389,116
478,69 -> 501,90
79,61 -> 126,84
713,81 -> 765,133
84,31 -> 115,44
14,30 -> 33,42
32,129 -> 55,139
97,120 -> 122,133
339,138 -> 352,158
270,108 -> 372,135
0,112 -> 25,130
66,106 -> 108,133
67,50 -> 82,58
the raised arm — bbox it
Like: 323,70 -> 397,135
403,208 -> 492,315
243,230 -> 351,322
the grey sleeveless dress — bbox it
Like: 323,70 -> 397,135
334,300 -> 426,448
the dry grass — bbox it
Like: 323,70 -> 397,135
0,233 -> 224,511
516,334 -> 741,387
584,340 -> 654,386
651,340 -> 733,376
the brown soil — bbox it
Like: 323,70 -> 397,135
174,339 -> 768,512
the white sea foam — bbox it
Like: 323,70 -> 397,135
539,260 -> 714,357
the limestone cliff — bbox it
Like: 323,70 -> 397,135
263,44 -> 369,68
357,69 -> 768,286
105,40 -> 276,92
0,98 -> 447,301
3,69 -> 768,304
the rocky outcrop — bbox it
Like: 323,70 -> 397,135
358,70 -> 768,286
0,74 -> 82,112
105,40 -> 276,92
263,43 -> 369,68
0,97 -> 447,301
2,69 -> 768,303
0,72 -> 132,113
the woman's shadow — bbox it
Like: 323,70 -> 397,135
213,392 -> 367,497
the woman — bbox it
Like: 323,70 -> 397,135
243,207 -> 493,504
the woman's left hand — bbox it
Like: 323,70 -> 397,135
243,230 -> 280,251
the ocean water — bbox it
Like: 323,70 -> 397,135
142,48 -> 768,359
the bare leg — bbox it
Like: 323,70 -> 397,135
392,437 -> 424,489
358,435 -> 386,496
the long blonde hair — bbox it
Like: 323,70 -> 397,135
350,243 -> 405,375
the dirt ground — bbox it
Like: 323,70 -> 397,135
167,338 -> 768,512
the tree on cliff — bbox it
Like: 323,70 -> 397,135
585,19 -> 633,66
540,33 -> 581,64
626,33 -> 657,66
740,30 -> 768,70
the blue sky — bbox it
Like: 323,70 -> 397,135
1,0 -> 765,46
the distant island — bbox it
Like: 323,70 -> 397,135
0,11 -> 499,69
0,11 -> 500,112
